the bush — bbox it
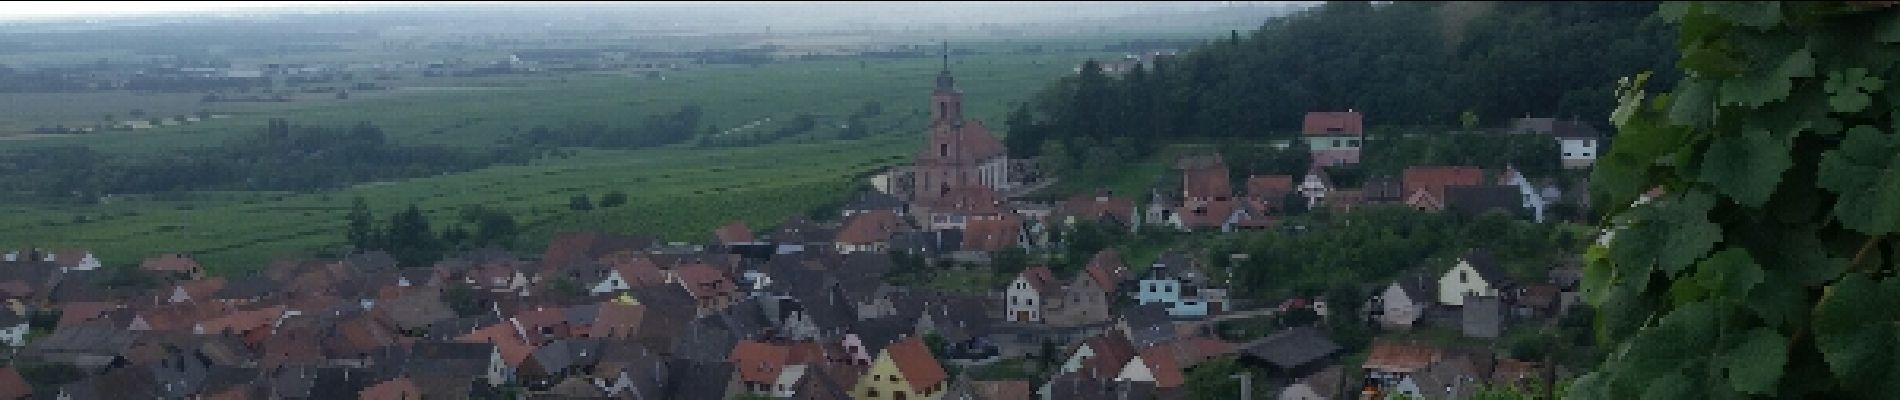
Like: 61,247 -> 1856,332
600,191 -> 628,208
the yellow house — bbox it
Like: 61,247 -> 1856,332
852,336 -> 949,400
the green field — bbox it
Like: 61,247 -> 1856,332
0,49 -> 1114,272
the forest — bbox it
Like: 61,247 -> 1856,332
1005,1 -> 1678,169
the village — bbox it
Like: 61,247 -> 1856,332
0,52 -> 1612,400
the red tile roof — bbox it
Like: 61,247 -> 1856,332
1020,266 -> 1057,296
198,306 -> 284,336
1302,111 -> 1365,136
928,186 -> 1003,215
1402,166 -> 1485,210
0,367 -> 28,400
601,252 -> 667,287
714,221 -> 755,244
1080,331 -> 1137,378
359,377 -> 421,400
1177,200 -> 1241,229
590,303 -> 645,339
1246,175 -> 1294,199
458,322 -> 534,368
1363,341 -> 1441,373
835,210 -> 904,245
175,277 -> 227,302
1082,250 -> 1128,290
730,339 -> 792,384
141,253 -> 200,272
915,119 -> 1007,165
961,216 -> 1023,252
1137,346 -> 1187,388
673,263 -> 733,300
58,302 -> 117,329
50,249 -> 89,270
884,336 -> 948,393
1182,164 -> 1232,200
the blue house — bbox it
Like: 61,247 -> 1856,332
1133,251 -> 1229,317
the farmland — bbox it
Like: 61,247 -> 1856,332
0,48 -> 1109,272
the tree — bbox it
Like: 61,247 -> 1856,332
384,204 -> 441,268
600,191 -> 628,208
568,194 -> 594,211
991,247 -> 1029,276
1182,357 -> 1274,400
443,281 -> 484,317
346,197 -> 377,250
1572,3 -> 1900,399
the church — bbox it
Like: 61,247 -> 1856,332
903,47 -> 1017,232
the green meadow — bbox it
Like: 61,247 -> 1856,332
0,48 -> 1116,272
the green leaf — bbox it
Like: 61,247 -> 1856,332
1745,269 -> 1807,328
1825,68 -> 1885,113
1816,126 -> 1900,234
1718,48 -> 1814,107
1703,1 -> 1782,28
1813,273 -> 1900,398
1878,10 -> 1900,43
1669,78 -> 1718,126
1621,191 -> 1723,275
1697,248 -> 1764,299
1620,302 -> 1717,396
1722,328 -> 1788,395
1640,371 -> 1696,400
1698,128 -> 1794,207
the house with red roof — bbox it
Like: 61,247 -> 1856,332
851,336 -> 949,400
140,253 -> 203,280
1303,110 -> 1365,166
713,221 -> 758,246
1055,190 -> 1139,231
1401,166 -> 1485,212
357,377 -> 420,400
672,263 -> 737,315
1245,174 -> 1296,215
1005,266 -> 1056,323
46,249 -> 101,272
834,210 -> 907,254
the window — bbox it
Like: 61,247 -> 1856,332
1460,271 -> 1469,284
1332,139 -> 1342,147
940,144 -> 948,157
869,388 -> 880,397
1165,285 -> 1173,293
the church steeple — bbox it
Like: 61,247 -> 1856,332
931,41 -> 962,126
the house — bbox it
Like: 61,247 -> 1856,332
1055,330 -> 1136,378
1303,111 -> 1365,166
46,249 -> 102,271
0,308 -> 25,347
1500,166 -> 1551,222
1361,175 -> 1405,205
1143,187 -> 1183,229
1055,190 -> 1139,231
1005,266 -> 1056,323
1116,303 -> 1175,348
852,336 -> 950,400
1134,252 -> 1228,317
714,221 -> 759,246
1401,166 -> 1484,212
836,210 -> 907,254
1361,341 -> 1440,388
946,379 -> 1031,400
1437,250 -> 1506,307
538,232 -> 657,272
141,253 -> 204,280
673,263 -> 738,315
729,339 -> 827,398
1298,166 -> 1333,209
1368,272 -> 1435,330
160,277 -> 227,304
1246,175 -> 1296,215
456,323 -> 535,383
1043,266 -> 1112,328
920,186 -> 1007,232
1554,119 -> 1602,169
1114,346 -> 1186,390
913,295 -> 1000,360
1277,365 -> 1344,400
1237,326 -> 1341,379
958,215 -> 1025,260
843,191 -> 909,218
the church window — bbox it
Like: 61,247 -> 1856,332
940,144 -> 948,157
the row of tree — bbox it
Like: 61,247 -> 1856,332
507,104 -> 705,149
346,198 -> 522,268
1005,1 -> 1677,161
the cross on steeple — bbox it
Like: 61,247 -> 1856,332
942,41 -> 950,71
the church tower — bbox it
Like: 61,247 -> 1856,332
930,42 -> 962,127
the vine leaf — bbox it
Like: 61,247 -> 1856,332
1719,48 -> 1814,107
1813,273 -> 1900,397
1699,128 -> 1793,207
1703,1 -> 1782,29
1696,248 -> 1764,299
1825,68 -> 1886,113
1722,328 -> 1788,395
1609,191 -> 1724,276
1620,302 -> 1716,396
1816,125 -> 1900,234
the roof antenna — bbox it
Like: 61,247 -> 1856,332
942,41 -> 950,71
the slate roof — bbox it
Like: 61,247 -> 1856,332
1303,111 -> 1365,136
1363,174 -> 1405,202
60,364 -> 160,399
1445,185 -> 1524,215
663,360 -> 735,400
1461,295 -> 1503,339
1239,326 -> 1340,370
1122,302 -> 1175,348
892,230 -> 963,254
1460,249 -> 1508,286
1552,119 -> 1602,139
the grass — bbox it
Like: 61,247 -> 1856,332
0,48 -> 1115,273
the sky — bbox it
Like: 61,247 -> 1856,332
0,1 -> 1300,21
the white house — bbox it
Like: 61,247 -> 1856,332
1007,267 -> 1055,323
0,309 -> 27,346
45,250 -> 102,271
1502,166 -> 1551,223
1371,276 -> 1433,329
1554,121 -> 1602,169
1299,167 -> 1333,210
1437,250 -> 1506,307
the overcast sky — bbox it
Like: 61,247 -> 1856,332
0,1 -> 1308,21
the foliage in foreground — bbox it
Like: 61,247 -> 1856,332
1575,2 -> 1900,399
